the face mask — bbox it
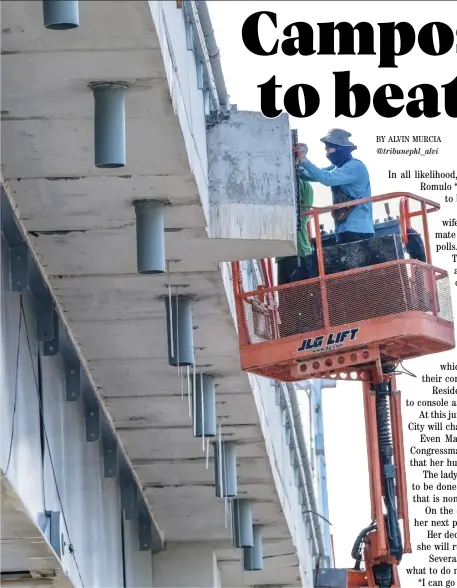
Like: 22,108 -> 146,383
326,145 -> 353,167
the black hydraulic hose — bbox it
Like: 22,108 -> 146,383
351,521 -> 377,568
351,367 -> 404,571
376,377 -> 404,561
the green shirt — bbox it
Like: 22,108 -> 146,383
277,179 -> 314,261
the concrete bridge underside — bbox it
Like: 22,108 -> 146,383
1,1 -> 302,586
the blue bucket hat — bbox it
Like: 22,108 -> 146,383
320,128 -> 357,151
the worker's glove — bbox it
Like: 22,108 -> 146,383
294,143 -> 308,163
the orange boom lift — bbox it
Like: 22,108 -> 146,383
231,191 -> 455,587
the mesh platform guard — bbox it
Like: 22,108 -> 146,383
235,259 -> 454,381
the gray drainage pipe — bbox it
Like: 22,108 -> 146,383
43,0 -> 79,30
195,1 -> 230,111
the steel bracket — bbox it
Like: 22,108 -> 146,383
65,361 -> 81,401
138,513 -> 152,551
36,296 -> 54,342
294,465 -> 300,486
281,406 -> 287,427
315,433 -> 325,455
138,496 -> 162,553
45,510 -> 61,558
84,393 -> 100,442
10,246 -> 29,292
292,346 -> 380,380
285,422 -> 291,446
289,445 -> 295,466
274,383 -> 281,406
43,310 -> 59,356
102,424 -> 118,478
1,190 -> 29,294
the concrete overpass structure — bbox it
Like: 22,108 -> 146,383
1,2 -> 334,586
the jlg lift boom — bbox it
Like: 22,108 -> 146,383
231,192 -> 455,587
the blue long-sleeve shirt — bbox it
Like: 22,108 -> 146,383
299,158 -> 374,238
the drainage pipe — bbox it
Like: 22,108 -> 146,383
195,1 -> 230,111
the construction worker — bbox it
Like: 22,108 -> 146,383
276,177 -> 322,338
276,177 -> 314,285
295,129 -> 374,244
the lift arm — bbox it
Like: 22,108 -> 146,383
315,366 -> 411,588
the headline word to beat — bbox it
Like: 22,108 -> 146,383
241,14 -> 457,119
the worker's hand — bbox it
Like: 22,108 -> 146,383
294,143 -> 308,163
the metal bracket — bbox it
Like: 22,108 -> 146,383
65,361 -> 81,401
2,190 -> 30,293
196,60 -> 204,90
10,246 -> 28,292
36,296 -> 54,342
137,498 -> 162,552
43,310 -> 59,356
102,425 -> 118,478
315,433 -> 325,455
285,422 -> 291,446
44,510 -> 61,558
84,393 -> 100,442
138,514 -> 152,551
292,346 -> 380,380
294,465 -> 300,486
274,383 -> 281,406
281,405 -> 287,427
289,445 -> 295,467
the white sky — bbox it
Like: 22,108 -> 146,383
207,1 -> 457,582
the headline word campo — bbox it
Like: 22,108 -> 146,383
241,14 -> 457,119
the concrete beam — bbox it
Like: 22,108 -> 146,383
0,473 -> 72,585
207,109 -> 296,255
152,542 -> 221,588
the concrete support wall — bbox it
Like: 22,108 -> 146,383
153,543 -> 221,588
0,233 -> 152,588
207,109 -> 296,249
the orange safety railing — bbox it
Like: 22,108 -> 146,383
236,260 -> 452,344
305,192 -> 439,333
232,193 -> 454,374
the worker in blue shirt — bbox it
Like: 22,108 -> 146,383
295,129 -> 374,244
